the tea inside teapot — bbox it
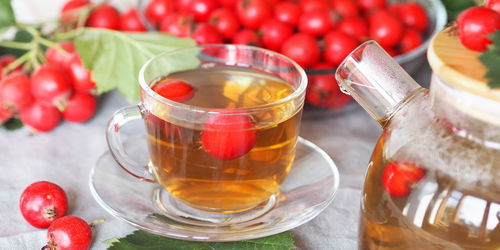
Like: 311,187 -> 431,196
336,37 -> 500,249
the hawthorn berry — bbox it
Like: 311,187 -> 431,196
19,181 -> 67,228
153,80 -> 194,102
62,93 -> 97,123
382,161 -> 425,197
201,110 -> 256,160
457,7 -> 500,51
46,216 -> 92,250
0,72 -> 33,111
20,102 -> 62,132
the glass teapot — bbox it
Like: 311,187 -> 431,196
335,33 -> 500,249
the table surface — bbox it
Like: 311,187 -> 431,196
0,62 -> 432,250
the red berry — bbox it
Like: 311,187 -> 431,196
457,7 -> 500,51
332,0 -> 359,18
177,0 -> 193,13
62,93 -> 96,123
45,42 -> 75,69
399,28 -> 423,54
0,72 -> 33,111
188,0 -> 218,22
192,23 -> 223,44
86,4 -> 120,30
298,10 -> 334,37
0,55 -> 22,72
338,16 -> 368,41
145,0 -> 176,26
486,0 -> 500,13
382,161 -> 425,197
67,52 -> 96,94
20,102 -> 61,132
201,111 -> 256,160
395,2 -> 428,32
209,8 -> 240,39
323,90 -> 352,109
0,105 -> 13,124
300,0 -> 329,13
385,47 -> 398,57
274,2 -> 301,26
369,10 -> 404,48
217,0 -> 237,8
65,60 -> 89,92
160,13 -> 195,37
260,19 -> 293,51
120,8 -> 147,32
19,181 -> 67,228
306,62 -> 351,109
237,0 -> 271,29
31,65 -> 72,108
281,33 -> 320,68
61,0 -> 89,24
46,216 -> 92,250
153,80 -> 194,102
358,0 -> 386,10
323,31 -> 359,66
232,29 -> 261,46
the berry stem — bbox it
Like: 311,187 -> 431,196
53,28 -> 85,41
2,51 -> 30,76
38,37 -> 58,49
0,41 -> 32,50
89,218 -> 105,228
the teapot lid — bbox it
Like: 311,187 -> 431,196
427,27 -> 500,102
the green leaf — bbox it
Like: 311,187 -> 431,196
107,230 -> 296,250
3,118 -> 23,130
74,29 -> 198,102
441,0 -> 476,21
0,0 -> 15,31
480,31 -> 500,88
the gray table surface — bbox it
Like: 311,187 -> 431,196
0,64 -> 431,250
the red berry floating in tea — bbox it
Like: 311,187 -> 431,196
201,110 -> 256,160
152,80 -> 194,103
381,161 -> 425,197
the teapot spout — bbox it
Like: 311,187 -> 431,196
335,41 -> 423,125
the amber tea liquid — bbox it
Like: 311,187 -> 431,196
145,65 -> 301,213
360,96 -> 500,249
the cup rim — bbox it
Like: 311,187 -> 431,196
138,44 -> 307,114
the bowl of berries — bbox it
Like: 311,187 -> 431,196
134,0 -> 447,112
60,0 -> 446,113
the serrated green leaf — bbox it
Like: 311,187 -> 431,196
3,118 -> 23,130
480,31 -> 500,88
0,0 -> 15,31
74,29 -> 198,102
107,230 -> 295,250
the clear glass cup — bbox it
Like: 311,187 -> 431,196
105,44 -> 307,224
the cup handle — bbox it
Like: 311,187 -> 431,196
105,104 -> 155,183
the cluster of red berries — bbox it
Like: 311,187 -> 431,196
60,0 -> 429,110
456,0 -> 500,52
20,181 -> 92,250
0,42 -> 97,132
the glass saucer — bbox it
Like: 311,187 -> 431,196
89,136 -> 340,242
